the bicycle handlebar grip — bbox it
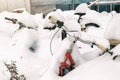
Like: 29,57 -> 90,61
97,44 -> 107,51
49,16 -> 57,23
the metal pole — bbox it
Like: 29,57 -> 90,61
110,3 -> 113,12
72,0 -> 75,10
97,5 -> 100,12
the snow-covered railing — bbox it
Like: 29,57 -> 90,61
94,1 -> 120,5
89,0 -> 120,12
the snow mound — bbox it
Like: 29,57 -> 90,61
105,13 -> 120,40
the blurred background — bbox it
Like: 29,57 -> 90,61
0,0 -> 120,14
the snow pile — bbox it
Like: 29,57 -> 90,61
61,53 -> 120,80
105,13 -> 120,40
75,3 -> 88,13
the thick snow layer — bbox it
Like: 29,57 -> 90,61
61,54 -> 120,80
0,11 -> 37,28
0,6 -> 120,80
105,13 -> 120,40
75,3 -> 88,13
61,44 -> 120,80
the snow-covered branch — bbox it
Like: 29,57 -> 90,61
3,61 -> 26,80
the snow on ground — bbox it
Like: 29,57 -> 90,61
61,44 -> 120,80
61,53 -> 120,80
0,3 -> 120,80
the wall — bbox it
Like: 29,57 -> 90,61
0,0 -> 31,13
31,0 -> 56,14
